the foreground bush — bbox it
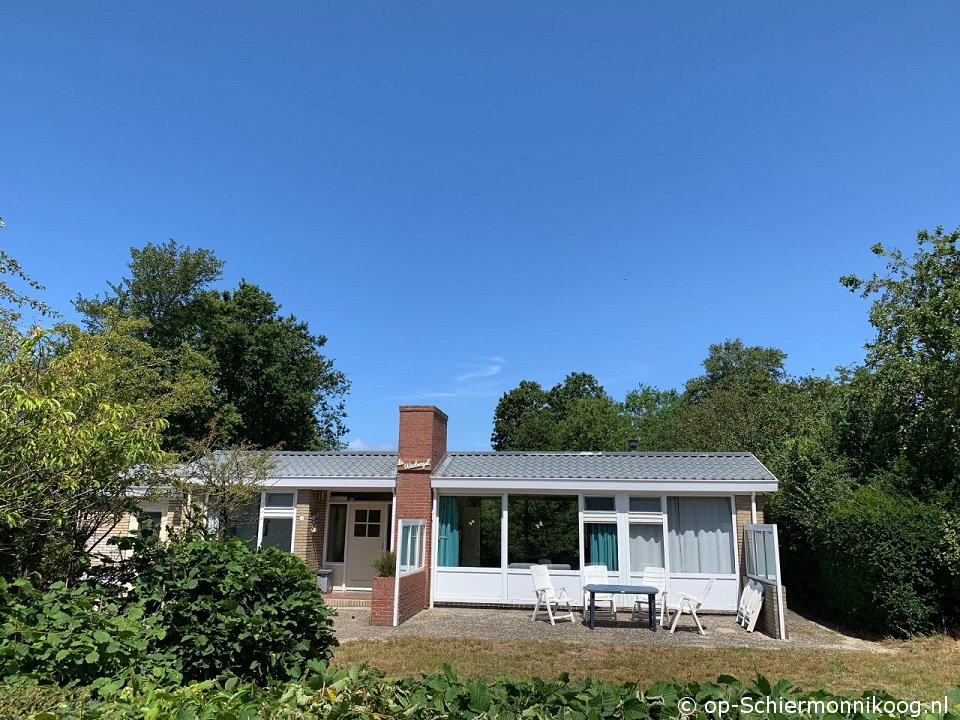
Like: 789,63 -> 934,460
2,535 -> 337,687
0,579 -> 176,687
96,534 -> 338,684
2,664 -> 959,719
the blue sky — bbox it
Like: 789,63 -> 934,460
2,3 -> 958,451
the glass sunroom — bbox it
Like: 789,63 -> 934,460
429,450 -> 777,612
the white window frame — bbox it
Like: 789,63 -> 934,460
396,519 -> 425,576
257,490 -> 297,552
129,501 -> 170,541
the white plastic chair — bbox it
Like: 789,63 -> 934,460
736,579 -> 764,632
665,577 -> 715,634
530,564 -> 574,625
630,566 -> 667,626
582,564 -> 616,620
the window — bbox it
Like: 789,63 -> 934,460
629,524 -> 664,571
629,497 -> 661,513
265,492 -> 295,508
398,520 -> 425,574
584,496 -> 615,512
261,517 -> 293,551
583,523 -> 619,570
667,497 -> 734,574
353,508 -> 382,538
326,504 -> 347,563
129,505 -> 166,541
227,498 -> 261,546
437,496 -> 501,568
508,496 -> 579,570
744,525 -> 779,582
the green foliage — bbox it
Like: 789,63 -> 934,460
371,551 -> 396,577
75,241 -> 350,451
491,374 -> 633,451
839,227 -> 960,500
203,281 -> 350,450
174,432 -> 275,541
4,666 -> 959,719
817,481 -> 958,637
101,534 -> 338,683
0,331 -> 168,581
0,578 -> 177,688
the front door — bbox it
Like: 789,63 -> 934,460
345,503 -> 388,589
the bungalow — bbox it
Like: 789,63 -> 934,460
102,405 -> 786,636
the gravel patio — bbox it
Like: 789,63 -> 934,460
332,606 -> 883,653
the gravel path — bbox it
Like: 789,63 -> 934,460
333,606 -> 884,652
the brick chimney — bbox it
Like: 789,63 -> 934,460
372,406 -> 446,626
395,406 -> 446,530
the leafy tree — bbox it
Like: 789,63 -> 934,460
840,226 -> 960,499
0,331 -> 167,581
176,430 -> 276,541
623,384 -> 684,451
74,240 -> 223,351
202,282 -> 349,449
491,380 -> 550,450
76,241 -> 350,450
491,373 -> 632,451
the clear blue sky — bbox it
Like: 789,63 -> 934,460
2,3 -> 958,450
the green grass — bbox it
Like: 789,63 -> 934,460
334,634 -> 960,700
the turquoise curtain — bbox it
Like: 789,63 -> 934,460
587,523 -> 618,571
438,496 -> 461,567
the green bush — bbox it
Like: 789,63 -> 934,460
110,535 -> 338,684
0,578 -> 177,688
817,482 -> 957,636
371,550 -> 396,577
5,665 -> 960,719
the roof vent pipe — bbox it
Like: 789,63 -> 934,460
628,439 -> 638,452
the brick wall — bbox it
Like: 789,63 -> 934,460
756,583 -> 787,638
370,570 -> 430,626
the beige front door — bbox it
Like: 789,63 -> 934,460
345,503 -> 388,589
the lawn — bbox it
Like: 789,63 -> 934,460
334,634 -> 959,700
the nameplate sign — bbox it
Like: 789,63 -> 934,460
397,458 -> 431,471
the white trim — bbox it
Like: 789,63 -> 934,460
430,492 -> 438,610
750,492 -> 757,524
500,493 -> 508,600
430,478 -> 777,493
265,477 -> 396,489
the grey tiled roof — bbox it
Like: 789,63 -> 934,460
432,452 -> 774,482
266,452 -> 398,478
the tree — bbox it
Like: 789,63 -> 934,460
491,373 -> 632,452
0,331 -> 168,581
76,242 -> 350,450
74,240 -> 223,350
491,380 -> 550,450
202,282 -> 349,449
175,430 -> 276,541
840,226 -> 960,499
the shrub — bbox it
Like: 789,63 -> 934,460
0,578 -> 176,688
371,551 -> 396,577
817,482 -> 957,636
113,535 -> 338,683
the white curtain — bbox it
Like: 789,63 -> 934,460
629,524 -> 664,572
667,497 -> 734,574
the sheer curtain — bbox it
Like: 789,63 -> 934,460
629,524 -> 664,572
667,497 -> 734,574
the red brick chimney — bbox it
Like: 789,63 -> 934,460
371,406 -> 447,626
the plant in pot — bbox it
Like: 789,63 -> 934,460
372,551 -> 396,577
